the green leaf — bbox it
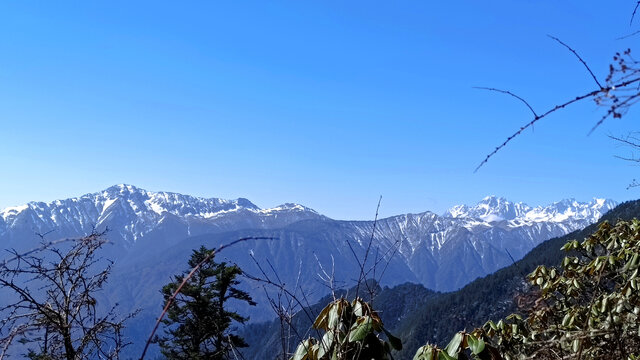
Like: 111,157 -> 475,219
352,300 -> 364,317
317,331 -> 334,359
438,349 -> 457,360
313,303 -> 333,330
348,316 -> 373,342
571,339 -> 580,353
601,297 -> 608,313
413,346 -> 436,360
291,339 -> 313,360
444,332 -> 463,357
328,305 -> 341,330
383,327 -> 403,350
466,335 -> 485,355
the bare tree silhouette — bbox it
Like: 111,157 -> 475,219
0,232 -> 135,360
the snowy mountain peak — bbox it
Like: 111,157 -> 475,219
475,196 -> 528,221
259,203 -> 318,215
0,185 -> 321,244
444,196 -> 617,225
526,198 -> 617,223
444,196 -> 527,221
481,195 -> 508,203
97,184 -> 260,216
105,183 -> 138,195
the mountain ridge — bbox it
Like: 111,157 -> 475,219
0,185 -> 621,358
0,185 -> 616,248
0,185 -> 616,291
242,199 -> 640,360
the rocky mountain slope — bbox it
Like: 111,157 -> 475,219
0,184 -> 322,249
0,185 -> 616,291
0,185 -> 617,356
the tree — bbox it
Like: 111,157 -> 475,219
156,246 -> 256,360
0,232 -> 134,360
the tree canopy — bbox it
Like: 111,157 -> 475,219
157,246 -> 256,360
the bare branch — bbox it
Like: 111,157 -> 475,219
0,238 -> 75,268
474,87 -> 539,118
589,92 -> 640,134
632,1 -> 640,25
627,179 -> 640,189
354,195 -> 382,301
614,154 -> 640,162
616,29 -> 640,40
475,76 -> 640,172
0,232 -> 132,360
548,35 -> 603,89
609,134 -> 640,149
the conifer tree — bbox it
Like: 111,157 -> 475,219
157,246 -> 256,360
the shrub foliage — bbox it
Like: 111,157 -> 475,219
413,219 -> 640,360
290,298 -> 402,360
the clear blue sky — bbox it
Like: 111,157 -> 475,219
1,1 -> 639,220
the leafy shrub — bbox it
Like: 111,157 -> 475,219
290,298 -> 402,360
415,219 -> 640,360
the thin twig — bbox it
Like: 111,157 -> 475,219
548,35 -> 603,89
609,134 -> 640,148
474,87 -> 539,118
475,76 -> 640,172
354,195 -> 382,300
505,248 -> 527,281
616,29 -> 640,40
1,238 -> 76,268
632,1 -> 640,25
588,92 -> 640,135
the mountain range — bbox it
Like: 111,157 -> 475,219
0,185 -> 616,290
0,184 -> 618,356
243,200 -> 640,360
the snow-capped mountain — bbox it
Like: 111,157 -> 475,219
0,184 -> 323,249
0,187 -> 616,287
444,195 -> 614,225
0,185 -> 619,349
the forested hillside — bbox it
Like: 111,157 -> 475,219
395,199 -> 640,358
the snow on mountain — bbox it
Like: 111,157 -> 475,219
0,184 -> 322,248
0,186 -> 618,295
0,185 -> 622,357
444,195 -> 615,228
329,195 -> 617,291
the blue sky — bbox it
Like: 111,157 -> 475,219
1,1 -> 639,220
